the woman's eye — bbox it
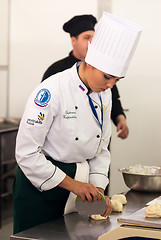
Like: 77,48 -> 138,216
104,75 -> 110,80
85,37 -> 90,40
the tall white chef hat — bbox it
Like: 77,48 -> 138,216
85,12 -> 142,77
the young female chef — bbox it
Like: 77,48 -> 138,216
13,12 -> 142,233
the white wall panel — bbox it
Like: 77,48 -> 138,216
0,0 -> 9,66
9,0 -> 97,117
0,0 -> 9,117
109,0 -> 161,196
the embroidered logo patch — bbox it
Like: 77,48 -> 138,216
26,118 -> 43,126
38,112 -> 45,121
26,112 -> 45,126
34,89 -> 51,107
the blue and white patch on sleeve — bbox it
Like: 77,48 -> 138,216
34,89 -> 51,107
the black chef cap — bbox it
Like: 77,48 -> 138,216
63,14 -> 97,37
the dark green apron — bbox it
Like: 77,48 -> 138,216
13,157 -> 76,234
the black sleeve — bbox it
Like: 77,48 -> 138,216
41,59 -> 68,82
42,64 -> 58,81
111,84 -> 126,126
41,55 -> 75,82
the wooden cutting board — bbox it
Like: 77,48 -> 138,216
117,207 -> 161,229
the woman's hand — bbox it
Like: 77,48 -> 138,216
97,187 -> 112,217
58,175 -> 101,202
102,196 -> 112,217
59,176 -> 112,216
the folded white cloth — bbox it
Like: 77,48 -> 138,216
64,161 -> 89,215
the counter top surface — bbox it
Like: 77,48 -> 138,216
0,118 -> 19,132
10,191 -> 161,240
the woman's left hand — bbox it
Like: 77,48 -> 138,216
96,187 -> 112,217
102,196 -> 112,217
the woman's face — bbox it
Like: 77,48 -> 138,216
83,64 -> 124,93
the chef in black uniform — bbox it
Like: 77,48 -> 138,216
42,14 -> 129,140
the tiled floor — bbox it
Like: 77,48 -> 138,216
0,197 -> 13,240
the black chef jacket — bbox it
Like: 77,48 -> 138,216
42,51 -> 126,126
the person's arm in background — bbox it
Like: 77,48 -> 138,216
111,85 -> 129,139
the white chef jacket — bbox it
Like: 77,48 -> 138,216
16,63 -> 112,192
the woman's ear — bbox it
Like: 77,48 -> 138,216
86,63 -> 91,68
86,63 -> 95,70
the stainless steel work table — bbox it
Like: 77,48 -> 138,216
10,191 -> 161,240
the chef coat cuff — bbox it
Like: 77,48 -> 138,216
40,167 -> 66,191
89,173 -> 109,190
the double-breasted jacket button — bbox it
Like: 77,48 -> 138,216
96,135 -> 100,138
75,137 -> 79,140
